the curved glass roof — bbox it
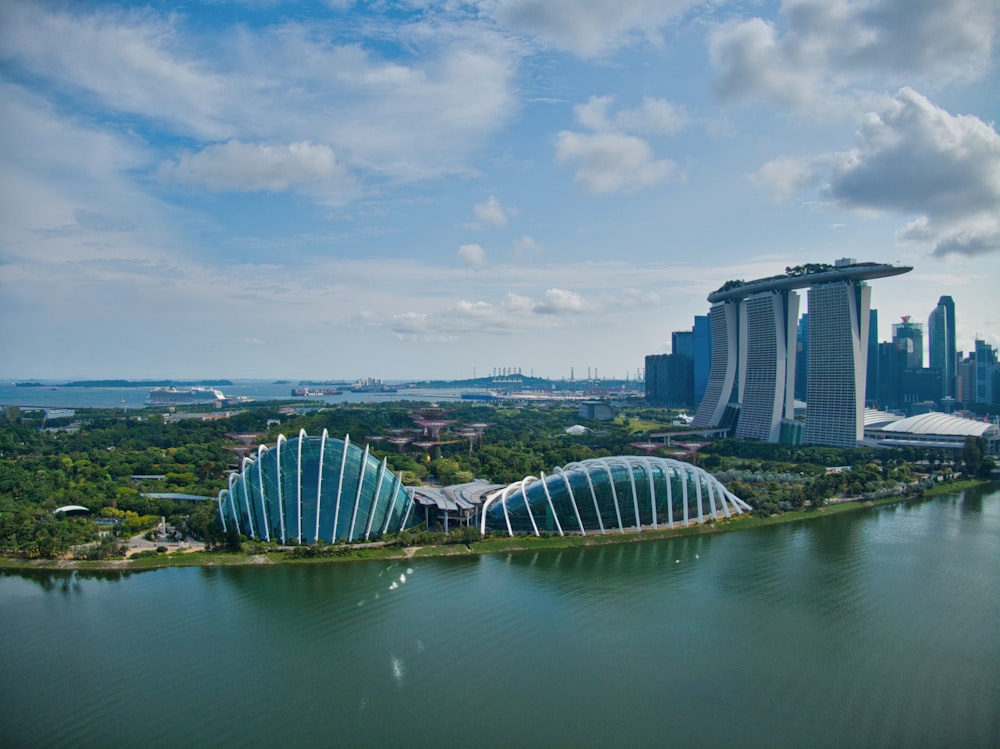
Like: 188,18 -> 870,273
481,456 -> 750,537
218,430 -> 414,544
880,412 -> 998,437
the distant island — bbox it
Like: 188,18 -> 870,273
59,379 -> 235,388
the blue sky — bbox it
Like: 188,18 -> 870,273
1,0 -> 998,380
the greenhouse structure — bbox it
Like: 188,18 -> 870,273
217,430 -> 413,544
217,433 -> 750,543
480,456 -> 750,537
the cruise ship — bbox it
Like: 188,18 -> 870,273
146,386 -> 227,406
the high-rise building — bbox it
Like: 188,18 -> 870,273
974,340 -> 997,404
794,313 -> 808,402
672,330 -> 694,359
692,260 -> 911,446
957,352 -> 974,403
644,353 -> 693,407
892,317 -> 924,370
693,314 -> 712,406
693,301 -> 740,428
803,279 -> 871,448
866,309 -> 879,407
734,290 -> 799,441
928,296 -> 956,400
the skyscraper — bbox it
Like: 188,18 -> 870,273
974,340 -> 997,404
866,309 -> 879,407
692,301 -> 740,428
693,260 -> 911,446
693,314 -> 712,406
892,317 -> 924,370
734,290 -> 799,441
803,280 -> 871,448
928,296 -> 956,400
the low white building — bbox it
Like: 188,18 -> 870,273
864,411 -> 999,456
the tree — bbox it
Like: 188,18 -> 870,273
962,436 -> 986,477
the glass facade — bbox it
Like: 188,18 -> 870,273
218,430 -> 411,543
481,457 -> 751,537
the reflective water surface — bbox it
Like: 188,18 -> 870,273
3,486 -> 999,748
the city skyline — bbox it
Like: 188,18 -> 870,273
1,1 -> 998,380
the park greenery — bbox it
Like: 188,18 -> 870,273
0,399 -> 995,563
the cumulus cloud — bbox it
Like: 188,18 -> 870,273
555,96 -> 682,194
389,286 -> 588,339
709,0 -> 998,113
511,235 -> 542,261
457,243 -> 488,267
751,156 -> 825,201
160,140 -> 353,194
556,131 -> 676,194
755,88 -> 1000,256
0,1 -> 519,185
486,0 -> 699,57
471,195 -> 510,227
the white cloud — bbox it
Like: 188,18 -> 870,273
485,0 -> 699,57
709,0 -> 998,114
536,288 -> 585,314
555,95 -> 683,193
472,195 -> 510,227
458,243 -> 488,267
751,156 -> 824,201
0,2 -> 520,185
511,235 -> 542,261
615,97 -> 688,136
824,88 -> 1000,256
754,88 -> 1000,257
388,285 -> 590,340
573,95 -> 687,134
160,140 -> 353,194
556,131 -> 675,194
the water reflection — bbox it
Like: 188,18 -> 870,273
1,567 -> 149,592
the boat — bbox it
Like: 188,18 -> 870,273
291,387 -> 343,396
146,387 -> 227,406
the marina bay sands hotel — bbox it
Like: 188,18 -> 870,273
691,259 -> 911,448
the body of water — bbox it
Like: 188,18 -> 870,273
2,486 -> 999,748
0,380 -> 473,410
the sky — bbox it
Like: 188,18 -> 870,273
1,0 -> 998,381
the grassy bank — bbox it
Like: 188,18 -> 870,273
2,479 -> 993,572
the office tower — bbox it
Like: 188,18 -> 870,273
957,352 -> 974,403
803,279 -> 871,447
672,330 -> 694,359
892,317 -> 924,370
876,340 -> 904,409
645,353 -> 693,407
693,314 -> 712,406
734,290 -> 799,441
794,313 -> 808,402
974,340 -> 997,404
866,309 -> 879,407
928,296 -> 956,399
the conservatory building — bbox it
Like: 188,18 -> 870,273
218,433 -> 750,543
480,456 -> 750,537
217,430 -> 414,544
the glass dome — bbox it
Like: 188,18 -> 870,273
218,430 -> 413,543
481,456 -> 749,537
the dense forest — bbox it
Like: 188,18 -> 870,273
1,400 -> 992,559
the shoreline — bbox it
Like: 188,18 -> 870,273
2,478 -> 993,573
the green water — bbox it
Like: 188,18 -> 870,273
3,487 -> 999,748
